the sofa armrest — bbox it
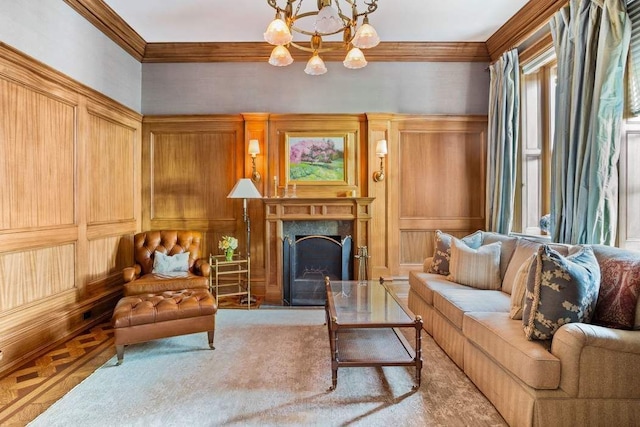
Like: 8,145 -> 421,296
122,265 -> 141,283
551,323 -> 640,398
194,258 -> 211,278
423,256 -> 433,272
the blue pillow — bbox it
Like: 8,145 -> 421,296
523,245 -> 600,340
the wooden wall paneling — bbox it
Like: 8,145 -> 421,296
366,114 -> 393,279
0,44 -> 143,376
142,115 -> 246,261
389,116 -> 488,277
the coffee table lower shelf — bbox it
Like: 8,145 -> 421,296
328,326 -> 422,391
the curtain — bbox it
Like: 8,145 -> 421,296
486,49 -> 520,234
550,0 -> 630,245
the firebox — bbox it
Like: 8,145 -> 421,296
283,234 -> 352,305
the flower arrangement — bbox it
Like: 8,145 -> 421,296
219,236 -> 238,261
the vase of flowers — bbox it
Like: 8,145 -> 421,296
219,236 -> 238,261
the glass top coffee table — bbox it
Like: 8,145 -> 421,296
324,277 -> 423,391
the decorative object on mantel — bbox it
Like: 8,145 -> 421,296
264,0 -> 380,75
248,139 -> 261,183
218,236 -> 238,261
227,179 -> 263,303
373,139 -> 387,182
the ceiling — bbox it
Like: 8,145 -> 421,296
102,0 -> 530,44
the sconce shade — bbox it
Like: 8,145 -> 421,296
248,139 -> 260,156
375,139 -> 388,156
227,178 -> 263,199
352,22 -> 380,49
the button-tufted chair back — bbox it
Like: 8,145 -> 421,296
134,230 -> 202,275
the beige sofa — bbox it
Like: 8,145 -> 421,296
408,232 -> 640,427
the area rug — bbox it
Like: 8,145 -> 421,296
29,309 -> 506,427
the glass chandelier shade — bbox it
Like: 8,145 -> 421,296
263,16 -> 293,46
343,47 -> 367,69
304,53 -> 328,75
264,0 -> 379,75
269,45 -> 294,66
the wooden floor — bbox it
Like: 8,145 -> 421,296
0,281 -> 410,426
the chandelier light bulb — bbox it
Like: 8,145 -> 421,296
352,23 -> 380,49
304,54 -> 328,75
264,17 -> 293,46
315,4 -> 343,34
343,47 -> 367,69
268,45 -> 294,66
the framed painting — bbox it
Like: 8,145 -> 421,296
285,132 -> 351,185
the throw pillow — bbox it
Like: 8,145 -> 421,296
502,238 -> 541,295
481,232 -> 519,281
590,245 -> 640,329
428,230 -> 483,276
448,240 -> 502,290
510,256 -> 534,320
522,245 -> 600,340
152,251 -> 190,274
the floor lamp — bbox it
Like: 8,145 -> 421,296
227,178 -> 263,304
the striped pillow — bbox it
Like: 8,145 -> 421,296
448,240 -> 502,290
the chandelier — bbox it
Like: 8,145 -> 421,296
264,0 -> 380,75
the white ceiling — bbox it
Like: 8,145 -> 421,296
103,0 -> 530,43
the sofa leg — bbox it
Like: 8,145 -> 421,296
116,345 -> 124,365
208,330 -> 215,350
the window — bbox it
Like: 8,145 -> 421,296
517,50 -> 556,235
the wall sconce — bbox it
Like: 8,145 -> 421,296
248,139 -> 261,183
372,139 -> 387,182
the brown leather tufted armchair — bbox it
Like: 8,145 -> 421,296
122,230 -> 211,296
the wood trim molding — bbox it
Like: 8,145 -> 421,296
143,41 -> 490,63
63,0 -> 146,61
486,0 -> 567,61
519,32 -> 554,65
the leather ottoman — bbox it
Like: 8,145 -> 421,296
111,289 -> 217,364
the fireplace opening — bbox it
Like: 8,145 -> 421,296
283,234 -> 352,306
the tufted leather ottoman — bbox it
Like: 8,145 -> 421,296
111,289 -> 217,364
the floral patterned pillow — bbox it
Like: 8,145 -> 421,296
428,230 -> 483,275
523,245 -> 600,340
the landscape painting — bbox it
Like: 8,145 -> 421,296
286,134 -> 346,183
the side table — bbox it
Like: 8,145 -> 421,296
209,254 -> 251,308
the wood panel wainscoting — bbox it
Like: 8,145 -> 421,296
0,43 -> 142,376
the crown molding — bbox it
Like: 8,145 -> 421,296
486,0 -> 567,61
63,0 -> 146,61
64,0 -> 567,64
143,41 -> 490,63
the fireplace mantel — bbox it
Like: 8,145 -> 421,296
263,197 -> 374,304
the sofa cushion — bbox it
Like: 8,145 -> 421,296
482,232 -> 519,281
591,245 -> 640,329
464,312 -> 561,389
523,245 -> 601,340
502,239 -> 541,294
510,256 -> 534,320
448,240 -> 502,290
408,271 -> 469,305
433,288 -> 511,329
427,230 -> 483,275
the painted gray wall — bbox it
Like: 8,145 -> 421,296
0,0 -> 141,112
142,61 -> 489,115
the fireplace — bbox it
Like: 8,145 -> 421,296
282,220 -> 353,306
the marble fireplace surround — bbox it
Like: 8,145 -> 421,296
263,197 -> 374,304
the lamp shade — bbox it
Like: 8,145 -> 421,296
315,4 -> 343,33
304,54 -> 328,75
268,45 -> 294,66
352,23 -> 380,49
264,17 -> 293,46
343,47 -> 367,69
248,139 -> 260,156
227,178 -> 263,199
375,139 -> 388,156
